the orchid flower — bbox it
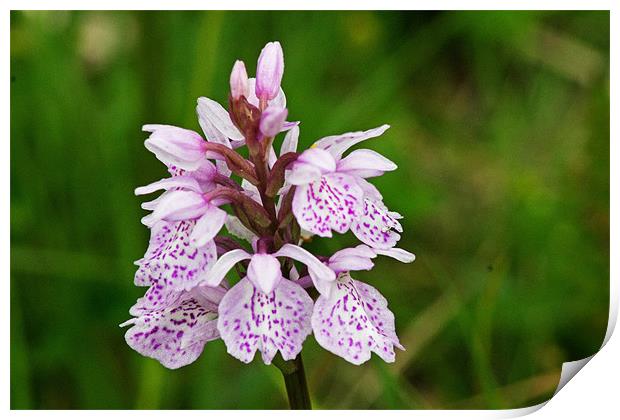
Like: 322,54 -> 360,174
207,243 -> 335,364
122,40 -> 417,409
286,125 -> 404,249
121,283 -> 226,369
310,245 -> 414,364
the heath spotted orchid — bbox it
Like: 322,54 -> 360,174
122,40 -> 415,408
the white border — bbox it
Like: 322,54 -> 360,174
1,0 -> 615,10
4,2 -> 616,418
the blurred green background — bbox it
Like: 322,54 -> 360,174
10,10 -> 609,409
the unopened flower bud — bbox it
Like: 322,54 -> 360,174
259,106 -> 288,138
255,41 -> 284,101
229,60 -> 248,100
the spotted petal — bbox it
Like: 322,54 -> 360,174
351,198 -> 402,249
311,273 -> 403,365
292,172 -> 363,237
217,277 -> 313,364
130,275 -> 184,316
135,221 -> 173,286
137,221 -> 218,291
122,297 -> 219,369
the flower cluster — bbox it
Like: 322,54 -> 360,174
121,41 -> 415,368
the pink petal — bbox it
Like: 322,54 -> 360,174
217,277 -> 313,364
336,149 -> 397,178
296,275 -> 313,289
241,179 -> 261,203
134,263 -> 158,287
135,176 -> 203,196
328,245 -> 376,273
329,257 -> 374,273
129,275 -> 184,316
189,205 -> 227,248
297,148 -> 337,173
224,215 -> 257,243
374,247 -> 416,263
268,146 -> 278,168
195,100 -> 237,178
259,106 -> 288,138
197,120 -> 233,176
168,160 -> 218,192
192,285 -> 228,306
288,265 -> 300,281
330,244 -> 376,260
215,160 -> 232,178
274,244 -> 336,297
292,172 -> 364,237
280,125 -> 299,155
351,198 -> 402,250
311,273 -> 403,365
281,120 -> 300,132
137,221 -> 218,291
247,254 -> 282,294
140,194 -> 165,211
134,221 -> 173,286
196,97 -> 244,141
123,297 -> 219,369
142,190 -> 207,227
312,125 -> 390,159
286,162 -> 323,186
356,178 -> 383,201
143,125 -> 206,170
201,249 -> 251,287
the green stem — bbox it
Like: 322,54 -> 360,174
273,354 -> 312,409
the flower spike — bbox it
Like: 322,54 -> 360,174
124,40 -> 417,383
